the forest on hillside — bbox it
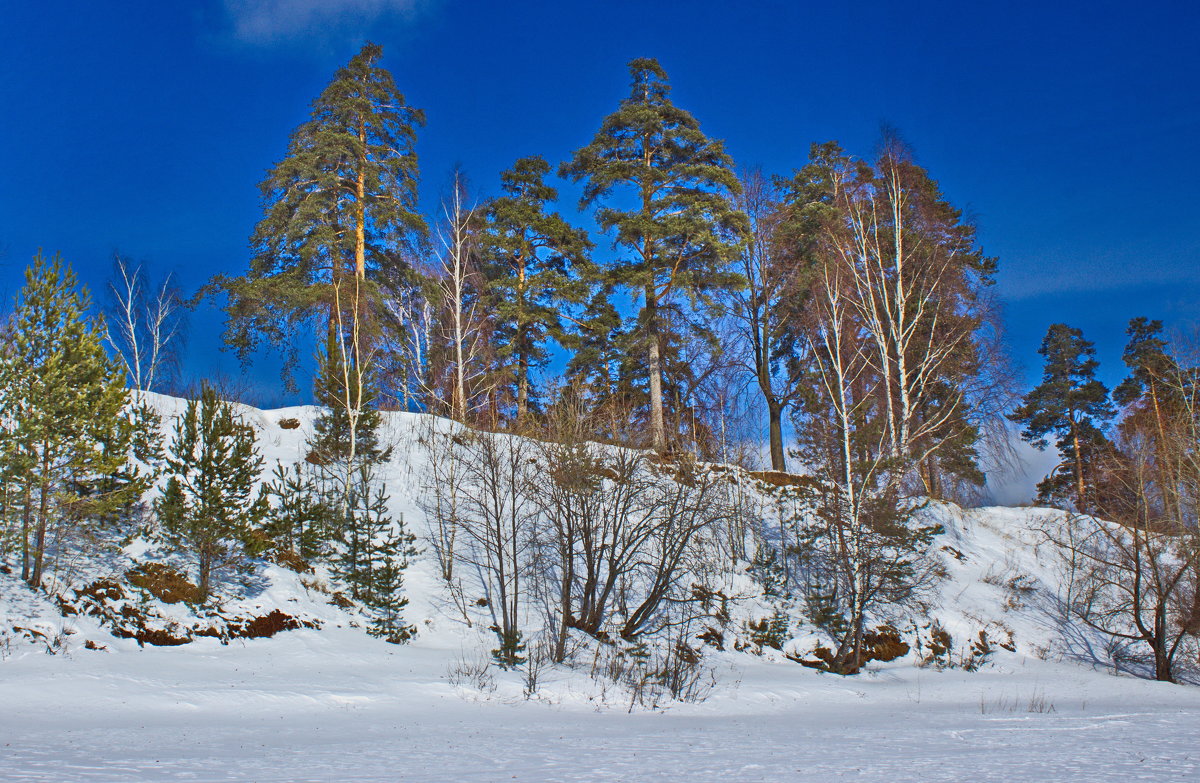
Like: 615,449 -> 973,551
2,44 -> 1199,687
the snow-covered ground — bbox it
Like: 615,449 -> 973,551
5,630 -> 1200,782
3,396 -> 1200,781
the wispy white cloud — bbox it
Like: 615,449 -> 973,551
222,0 -> 428,46
998,240 -> 1200,302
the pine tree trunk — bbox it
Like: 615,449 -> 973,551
1072,423 -> 1086,511
30,464 -> 50,588
646,291 -> 666,450
767,398 -> 785,472
355,121 -> 368,280
199,555 -> 211,601
924,454 -> 941,499
517,348 -> 529,421
20,484 -> 31,583
516,258 -> 528,421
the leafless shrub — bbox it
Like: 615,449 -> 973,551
583,630 -> 716,711
445,650 -> 496,694
522,634 -> 553,699
450,429 -> 538,666
980,687 -> 1055,714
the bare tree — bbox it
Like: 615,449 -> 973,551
105,254 -> 185,393
532,397 -> 735,650
726,169 -> 811,471
454,429 -> 538,666
1045,340 -> 1200,682
378,267 -> 437,411
433,171 -> 493,423
419,426 -> 465,584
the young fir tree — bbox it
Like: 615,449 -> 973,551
561,57 -> 747,449
156,383 -> 265,600
339,464 -> 418,642
303,340 -> 415,639
305,332 -> 387,555
214,42 -> 426,382
1010,324 -> 1114,511
479,156 -> 592,420
262,462 -> 334,562
0,252 -> 139,588
77,400 -> 164,528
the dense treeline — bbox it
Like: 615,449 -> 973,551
1,43 -> 1197,686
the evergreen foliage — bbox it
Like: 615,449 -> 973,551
156,383 -> 266,599
214,42 -> 426,382
479,156 -> 593,419
259,341 -> 418,641
491,626 -> 526,670
309,331 -> 391,467
1113,317 -> 1172,407
262,462 -> 333,562
1010,323 -> 1114,510
0,252 -> 139,588
332,464 -> 418,642
561,57 -> 747,448
83,400 -> 164,528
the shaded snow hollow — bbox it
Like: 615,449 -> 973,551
2,394 -> 1199,782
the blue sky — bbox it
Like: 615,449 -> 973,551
2,0 -> 1198,407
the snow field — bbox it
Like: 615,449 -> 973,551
4,395 -> 1200,781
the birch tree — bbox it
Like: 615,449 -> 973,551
105,254 -> 185,393
791,252 -> 939,673
433,172 -> 492,423
786,137 -> 999,493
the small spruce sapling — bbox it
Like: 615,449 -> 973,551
262,462 -> 334,562
335,463 -> 419,643
156,383 -> 265,600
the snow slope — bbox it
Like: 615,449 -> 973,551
3,395 -> 1199,782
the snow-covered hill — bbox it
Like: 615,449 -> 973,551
3,394 -> 1199,782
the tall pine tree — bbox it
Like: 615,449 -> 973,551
0,252 -> 139,588
1113,317 -> 1172,408
215,42 -> 426,383
561,58 -> 746,449
1011,323 -> 1114,510
480,156 -> 593,420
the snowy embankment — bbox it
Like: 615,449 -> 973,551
3,395 -> 1199,782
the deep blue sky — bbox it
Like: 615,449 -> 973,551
2,0 -> 1199,408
